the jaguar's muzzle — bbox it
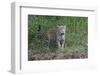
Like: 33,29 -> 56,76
60,39 -> 64,47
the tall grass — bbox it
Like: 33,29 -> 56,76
28,15 -> 88,56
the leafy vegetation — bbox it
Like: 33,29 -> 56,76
28,15 -> 88,60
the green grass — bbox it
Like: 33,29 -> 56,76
28,15 -> 88,60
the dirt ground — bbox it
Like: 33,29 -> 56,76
28,50 -> 88,61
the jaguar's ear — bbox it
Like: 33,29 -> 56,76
57,25 -> 60,28
64,26 -> 66,28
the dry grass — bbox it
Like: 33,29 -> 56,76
28,49 -> 88,60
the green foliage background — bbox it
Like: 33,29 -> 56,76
28,15 -> 88,54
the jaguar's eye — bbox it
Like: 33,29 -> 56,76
61,33 -> 64,35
